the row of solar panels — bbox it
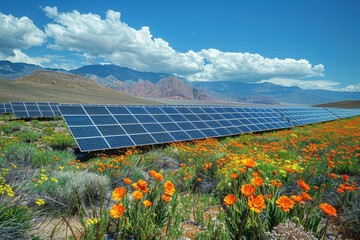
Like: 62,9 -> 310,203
1,102 -> 360,152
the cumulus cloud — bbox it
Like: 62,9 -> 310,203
42,7 -> 324,81
340,84 -> 360,92
260,77 -> 341,91
3,49 -> 51,66
0,12 -> 46,56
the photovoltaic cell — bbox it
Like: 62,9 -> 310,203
10,102 -> 61,118
58,105 -> 360,152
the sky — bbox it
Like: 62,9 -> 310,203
1,0 -> 360,91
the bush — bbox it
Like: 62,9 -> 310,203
31,149 -> 75,168
3,142 -> 37,166
42,133 -> 76,150
0,205 -> 33,239
37,170 -> 110,214
14,129 -> 42,143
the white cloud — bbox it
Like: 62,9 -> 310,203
0,12 -> 46,56
43,6 -> 58,18
340,84 -> 360,92
3,49 -> 50,66
260,77 -> 340,91
43,7 -> 324,81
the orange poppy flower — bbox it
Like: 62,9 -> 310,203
150,170 -> 164,181
248,195 -> 266,213
112,187 -> 126,201
132,183 -> 140,190
297,180 -> 310,192
290,195 -> 303,203
271,180 -> 283,187
110,204 -> 125,218
162,194 -> 171,202
136,179 -> 150,193
164,180 -> 175,196
251,177 -> 264,187
301,191 -> 313,201
133,190 -> 144,200
329,173 -> 337,179
276,196 -> 294,212
319,203 -> 337,217
123,178 -> 132,184
149,170 -> 157,178
337,188 -> 345,194
143,200 -> 152,207
224,194 -> 237,206
241,158 -> 257,168
241,184 -> 256,197
230,173 -> 239,179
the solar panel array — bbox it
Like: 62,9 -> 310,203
2,101 -> 360,152
326,108 -> 360,119
0,103 -> 12,113
10,102 -> 61,118
58,105 -> 294,151
273,107 -> 339,126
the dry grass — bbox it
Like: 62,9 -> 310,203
0,71 -> 158,105
313,100 -> 360,109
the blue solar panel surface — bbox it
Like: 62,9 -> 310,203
10,102 -> 61,118
0,103 -> 12,114
58,105 -> 295,151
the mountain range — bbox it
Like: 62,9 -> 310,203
1,60 -> 360,105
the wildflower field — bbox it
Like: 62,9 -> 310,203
0,114 -> 359,239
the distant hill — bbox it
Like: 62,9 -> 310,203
313,100 -> 360,109
0,70 -> 156,105
193,81 -> 360,105
115,77 -> 212,101
71,64 -> 173,84
0,60 -> 43,79
2,60 -> 360,105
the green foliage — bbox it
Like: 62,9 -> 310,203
0,205 -> 33,239
13,129 -> 42,143
42,133 -> 76,150
3,142 -> 37,166
31,149 -> 75,167
36,170 -> 110,214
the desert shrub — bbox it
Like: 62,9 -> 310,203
31,149 -> 75,167
8,121 -> 25,132
265,219 -> 317,240
42,133 -> 76,150
37,170 -> 110,214
14,129 -> 42,143
0,123 -> 11,135
3,142 -> 36,166
0,167 -> 41,240
0,205 -> 33,239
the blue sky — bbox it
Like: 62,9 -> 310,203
1,0 -> 359,91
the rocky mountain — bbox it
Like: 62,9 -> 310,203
2,60 -> 360,105
0,70 -> 153,105
193,81 -> 360,105
115,77 -> 212,101
0,60 -> 43,79
71,64 -> 172,83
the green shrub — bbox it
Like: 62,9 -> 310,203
42,133 -> 76,150
14,129 -> 42,143
32,149 -> 76,167
3,142 -> 37,166
38,170 -> 110,214
0,205 -> 33,239
8,121 -> 25,132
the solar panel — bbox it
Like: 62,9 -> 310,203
0,103 -> 12,114
59,105 -> 297,152
273,107 -> 339,126
325,108 -> 360,119
10,102 -> 61,118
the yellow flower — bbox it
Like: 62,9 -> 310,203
36,198 -> 45,206
58,166 -> 64,170
86,218 -> 99,225
50,177 -> 58,183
